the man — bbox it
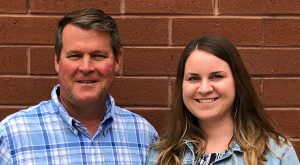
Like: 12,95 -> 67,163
0,8 -> 158,164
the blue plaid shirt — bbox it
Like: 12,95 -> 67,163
0,85 -> 159,165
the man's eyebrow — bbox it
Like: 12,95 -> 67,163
66,50 -> 82,55
89,50 -> 108,54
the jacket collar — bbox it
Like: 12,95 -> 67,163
183,139 -> 243,153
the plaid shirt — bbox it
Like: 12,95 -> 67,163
0,85 -> 158,165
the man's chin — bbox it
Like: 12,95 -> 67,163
72,89 -> 109,103
76,96 -> 100,103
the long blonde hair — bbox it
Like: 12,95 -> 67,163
151,35 -> 287,165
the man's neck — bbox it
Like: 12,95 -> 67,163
59,96 -> 107,137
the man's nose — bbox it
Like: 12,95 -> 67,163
79,55 -> 95,73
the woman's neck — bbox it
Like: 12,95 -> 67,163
199,116 -> 234,153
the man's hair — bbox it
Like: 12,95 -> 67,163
55,8 -> 121,61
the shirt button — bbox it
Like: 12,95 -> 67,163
73,129 -> 78,134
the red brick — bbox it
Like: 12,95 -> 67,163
130,109 -> 170,135
117,18 -> 169,46
0,47 -> 27,74
0,0 -> 27,14
172,18 -> 262,46
111,78 -> 169,106
30,47 -> 57,75
31,0 -> 120,14
0,17 -> 58,44
170,78 -> 176,101
265,109 -> 300,137
252,78 -> 262,99
0,77 -> 57,105
219,0 -> 300,15
264,19 -> 300,46
240,48 -> 300,75
123,48 -> 182,76
126,0 -> 212,15
0,107 -> 22,121
263,79 -> 300,106
292,141 -> 300,159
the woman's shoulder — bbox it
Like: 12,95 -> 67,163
145,147 -> 160,165
268,137 -> 292,154
266,137 -> 299,164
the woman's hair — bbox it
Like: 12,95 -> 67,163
152,35 -> 286,165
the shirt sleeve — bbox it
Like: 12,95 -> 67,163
152,130 -> 159,144
0,135 -> 12,165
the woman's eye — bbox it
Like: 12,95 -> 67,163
211,74 -> 224,80
188,76 -> 199,81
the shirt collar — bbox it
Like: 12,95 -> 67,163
51,84 -> 116,136
229,140 -> 243,152
51,85 -> 74,129
100,95 -> 115,136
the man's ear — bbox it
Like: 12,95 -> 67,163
54,55 -> 59,73
114,49 -> 122,73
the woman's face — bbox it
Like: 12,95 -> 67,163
182,50 -> 236,124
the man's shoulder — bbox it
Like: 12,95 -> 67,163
111,106 -> 159,144
112,106 -> 158,132
0,100 -> 53,128
113,106 -> 148,122
113,106 -> 149,121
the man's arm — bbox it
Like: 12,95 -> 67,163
0,127 -> 12,165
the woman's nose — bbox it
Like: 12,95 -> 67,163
197,80 -> 213,94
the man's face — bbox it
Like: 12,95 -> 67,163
55,24 -> 121,106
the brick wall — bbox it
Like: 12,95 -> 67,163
0,0 -> 299,157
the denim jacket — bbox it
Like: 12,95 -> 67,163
146,138 -> 300,165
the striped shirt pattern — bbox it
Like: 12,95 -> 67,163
0,85 -> 159,165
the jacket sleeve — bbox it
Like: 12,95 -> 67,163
145,147 -> 159,165
280,142 -> 300,165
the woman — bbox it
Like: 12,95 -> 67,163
146,35 -> 299,165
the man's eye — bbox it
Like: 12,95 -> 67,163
92,54 -> 107,60
68,54 -> 81,59
95,55 -> 105,59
